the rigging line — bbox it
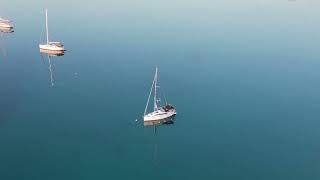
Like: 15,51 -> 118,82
154,67 -> 158,111
39,15 -> 45,43
158,73 -> 167,105
162,87 -> 167,105
144,69 -> 156,115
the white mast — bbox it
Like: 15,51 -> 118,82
144,69 -> 156,115
153,67 -> 158,111
45,8 -> 49,44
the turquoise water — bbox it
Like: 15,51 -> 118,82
1,0 -> 320,179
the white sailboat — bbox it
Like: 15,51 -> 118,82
143,67 -> 176,122
39,9 -> 65,52
0,17 -> 13,28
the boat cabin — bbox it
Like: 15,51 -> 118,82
48,42 -> 64,47
0,18 -> 13,28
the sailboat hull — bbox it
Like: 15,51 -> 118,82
144,115 -> 175,126
39,44 -> 64,51
0,23 -> 13,28
144,111 -> 176,122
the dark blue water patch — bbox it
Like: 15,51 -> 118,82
0,63 -> 26,122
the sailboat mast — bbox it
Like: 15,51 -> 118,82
45,8 -> 49,44
154,67 -> 158,111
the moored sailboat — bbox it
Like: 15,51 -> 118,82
39,9 -> 65,52
143,67 -> 176,122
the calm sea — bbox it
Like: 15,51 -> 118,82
1,0 -> 320,179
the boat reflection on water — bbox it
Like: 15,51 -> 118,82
40,49 -> 64,56
0,27 -> 14,57
40,50 -> 64,86
143,116 -> 176,165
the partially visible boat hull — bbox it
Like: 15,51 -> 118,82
0,24 -> 13,29
144,111 -> 176,122
39,44 -> 64,51
144,115 -> 176,127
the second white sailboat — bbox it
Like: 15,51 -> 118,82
39,9 -> 65,52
